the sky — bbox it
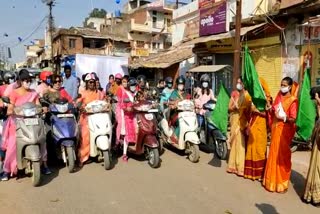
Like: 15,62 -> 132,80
0,0 -> 126,63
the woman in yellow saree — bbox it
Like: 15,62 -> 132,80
263,77 -> 298,193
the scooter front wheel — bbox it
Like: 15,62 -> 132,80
146,147 -> 160,168
215,139 -> 228,160
31,161 -> 41,187
103,150 -> 112,170
187,143 -> 200,163
66,146 -> 75,173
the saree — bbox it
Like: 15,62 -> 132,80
262,93 -> 298,193
227,90 -> 246,176
78,90 -> 104,163
303,119 -> 320,204
244,79 -> 270,180
1,90 -> 39,175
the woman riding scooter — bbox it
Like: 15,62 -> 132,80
77,73 -> 105,167
43,74 -> 73,104
194,74 -> 216,128
160,77 -> 174,111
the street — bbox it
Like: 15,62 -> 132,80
0,147 -> 318,214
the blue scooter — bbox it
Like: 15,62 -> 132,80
44,98 -> 78,173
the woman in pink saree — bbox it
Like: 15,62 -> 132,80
0,69 -> 50,181
115,76 -> 137,162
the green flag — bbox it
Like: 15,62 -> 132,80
296,68 -> 316,141
243,46 -> 266,111
211,83 -> 230,135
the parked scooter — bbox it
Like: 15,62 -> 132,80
199,100 -> 228,160
85,100 -> 113,170
159,99 -> 200,163
123,99 -> 160,168
44,98 -> 78,172
3,98 -> 46,186
290,135 -> 312,153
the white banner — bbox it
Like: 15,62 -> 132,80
75,54 -> 128,89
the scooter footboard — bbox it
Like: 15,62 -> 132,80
184,132 -> 200,144
143,135 -> 158,148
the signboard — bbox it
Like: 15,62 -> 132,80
199,0 -> 228,36
132,48 -> 149,57
301,26 -> 320,44
199,0 -> 215,9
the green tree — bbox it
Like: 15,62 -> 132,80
89,8 -> 107,18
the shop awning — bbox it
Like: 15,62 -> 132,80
186,23 -> 266,45
128,45 -> 194,69
189,65 -> 232,73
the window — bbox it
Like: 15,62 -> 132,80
157,43 -> 160,49
152,17 -> 157,28
152,42 -> 157,50
136,41 -> 144,48
152,11 -> 157,16
69,39 -> 76,49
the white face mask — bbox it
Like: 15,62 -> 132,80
22,81 -> 31,90
130,86 -> 136,92
9,79 -> 14,84
178,84 -> 184,91
236,83 -> 243,91
280,86 -> 290,94
202,82 -> 209,88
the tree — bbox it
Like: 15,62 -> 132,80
89,8 -> 107,18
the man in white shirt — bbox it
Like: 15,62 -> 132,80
62,65 -> 78,100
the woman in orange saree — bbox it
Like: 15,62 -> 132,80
77,73 -> 105,166
227,78 -> 247,176
244,78 -> 271,181
263,77 -> 298,193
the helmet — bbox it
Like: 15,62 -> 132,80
115,73 -> 123,79
128,77 -> 137,86
3,71 -> 15,84
137,75 -> 146,83
165,77 -> 173,84
85,73 -> 97,81
200,74 -> 210,82
40,71 -> 53,81
92,72 -> 99,81
176,76 -> 185,85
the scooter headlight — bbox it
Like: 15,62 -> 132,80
91,104 -> 104,113
23,108 -> 37,117
55,103 -> 69,113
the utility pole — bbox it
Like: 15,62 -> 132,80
233,0 -> 242,88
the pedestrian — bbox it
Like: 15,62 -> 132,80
302,92 -> 320,206
109,73 -> 122,96
244,78 -> 271,181
157,79 -> 165,94
226,77 -> 246,176
105,74 -> 114,92
263,77 -> 298,193
0,69 -> 51,181
63,65 -> 78,101
77,73 -> 105,167
185,71 -> 192,94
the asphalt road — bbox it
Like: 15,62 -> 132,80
0,146 -> 318,214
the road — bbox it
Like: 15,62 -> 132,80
0,147 -> 318,214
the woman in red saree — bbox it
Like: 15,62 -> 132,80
77,73 -> 105,166
263,77 -> 298,193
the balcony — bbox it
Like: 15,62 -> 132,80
130,19 -> 151,33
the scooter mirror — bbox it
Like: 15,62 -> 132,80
2,96 -> 10,104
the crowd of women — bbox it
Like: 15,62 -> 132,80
226,75 -> 320,206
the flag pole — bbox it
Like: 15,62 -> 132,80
233,0 -> 242,88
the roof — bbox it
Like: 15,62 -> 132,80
129,45 -> 194,69
189,65 -> 232,73
183,23 -> 266,45
53,27 -> 129,43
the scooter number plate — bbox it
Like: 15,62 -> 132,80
24,118 -> 38,126
144,113 -> 154,120
57,114 -> 74,118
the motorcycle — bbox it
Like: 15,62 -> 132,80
159,99 -> 200,163
85,100 -> 113,170
199,100 -> 228,160
3,98 -> 46,187
122,99 -> 161,168
45,98 -> 78,173
290,135 -> 312,153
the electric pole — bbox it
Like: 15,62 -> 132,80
233,0 -> 242,88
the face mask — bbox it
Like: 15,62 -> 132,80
202,82 -> 209,88
280,86 -> 290,94
178,84 -> 184,91
22,81 -> 31,90
36,78 -> 40,83
167,83 -> 172,88
123,83 -> 128,88
9,79 -> 14,84
236,83 -> 243,91
130,86 -> 136,92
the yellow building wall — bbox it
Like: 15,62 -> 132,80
300,45 -> 320,87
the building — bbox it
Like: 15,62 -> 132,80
24,39 -> 45,68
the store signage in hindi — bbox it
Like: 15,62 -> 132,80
301,26 -> 320,44
199,0 -> 227,36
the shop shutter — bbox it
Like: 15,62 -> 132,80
251,45 -> 282,98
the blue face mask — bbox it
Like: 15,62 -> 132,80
167,83 -> 172,88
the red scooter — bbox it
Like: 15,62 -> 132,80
123,99 -> 161,168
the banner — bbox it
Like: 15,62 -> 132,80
199,0 -> 227,36
75,54 -> 128,89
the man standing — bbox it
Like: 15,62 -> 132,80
105,74 -> 114,93
63,65 -> 78,100
185,71 -> 192,94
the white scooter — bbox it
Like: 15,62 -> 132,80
85,100 -> 113,170
159,99 -> 200,163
